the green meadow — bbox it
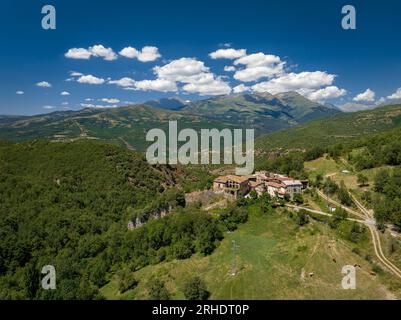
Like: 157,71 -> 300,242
101,205 -> 397,300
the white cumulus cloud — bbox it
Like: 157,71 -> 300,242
119,46 -> 139,58
182,76 -> 231,96
252,71 -> 335,94
65,48 -> 92,59
209,48 -> 247,59
137,46 -> 161,62
153,58 -> 231,95
60,91 -> 70,96
69,71 -> 83,76
81,103 -> 117,109
100,98 -> 120,104
233,84 -> 250,94
16,90 -> 24,95
376,97 -> 387,105
36,81 -> 52,88
233,52 -> 285,82
65,45 -> 117,61
153,58 -> 208,82
307,86 -> 347,101
89,44 -> 117,61
353,88 -> 375,102
119,46 -> 161,62
224,66 -> 236,72
387,88 -> 401,100
108,77 -> 136,88
134,79 -> 177,92
77,75 -> 105,85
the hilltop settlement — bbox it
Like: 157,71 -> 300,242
213,171 -> 308,200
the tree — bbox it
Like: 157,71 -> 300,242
361,190 -> 372,204
374,199 -> 391,224
383,142 -> 401,165
348,222 -> 365,243
315,173 -> 323,188
296,210 -> 309,226
323,178 -> 338,195
328,144 -> 343,159
293,193 -> 304,204
89,259 -> 109,287
172,238 -> 193,260
219,207 -> 248,231
24,262 -> 40,300
374,169 -> 390,193
183,276 -> 209,300
338,182 -> 353,207
118,270 -> 138,294
148,278 -> 170,300
304,147 -> 324,161
236,197 -> 248,207
334,207 -> 348,220
284,193 -> 291,202
249,190 -> 258,200
259,194 -> 272,214
357,174 -> 368,187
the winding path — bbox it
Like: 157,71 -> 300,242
315,189 -> 401,279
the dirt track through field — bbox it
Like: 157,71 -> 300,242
316,189 -> 401,279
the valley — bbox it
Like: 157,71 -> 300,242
0,92 -> 340,151
2,99 -> 401,300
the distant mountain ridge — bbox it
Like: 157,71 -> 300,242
181,91 -> 340,134
0,92 -> 341,151
337,103 -> 377,113
143,97 -> 189,110
255,103 -> 401,151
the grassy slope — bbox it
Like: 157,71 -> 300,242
101,205 -> 397,300
304,156 -> 401,284
304,157 -> 392,196
0,105 -> 236,152
256,104 -> 401,151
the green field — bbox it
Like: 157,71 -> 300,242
101,205 -> 398,300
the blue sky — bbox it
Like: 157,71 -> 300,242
1,0 -> 401,115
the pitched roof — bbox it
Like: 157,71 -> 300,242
214,176 -> 229,183
267,181 -> 284,188
282,180 -> 303,186
249,181 -> 262,188
274,177 -> 294,181
226,175 -> 250,183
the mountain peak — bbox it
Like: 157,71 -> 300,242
144,97 -> 189,110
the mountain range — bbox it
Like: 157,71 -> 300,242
0,92 -> 340,151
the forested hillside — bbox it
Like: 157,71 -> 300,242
0,140 -> 165,298
337,128 -> 401,227
255,104 -> 401,151
0,140 -> 229,299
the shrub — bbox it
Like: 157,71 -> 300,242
183,276 -> 209,300
296,210 -> 309,226
148,278 -> 170,300
118,271 -> 138,294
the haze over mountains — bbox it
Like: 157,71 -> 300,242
0,92 -> 341,151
